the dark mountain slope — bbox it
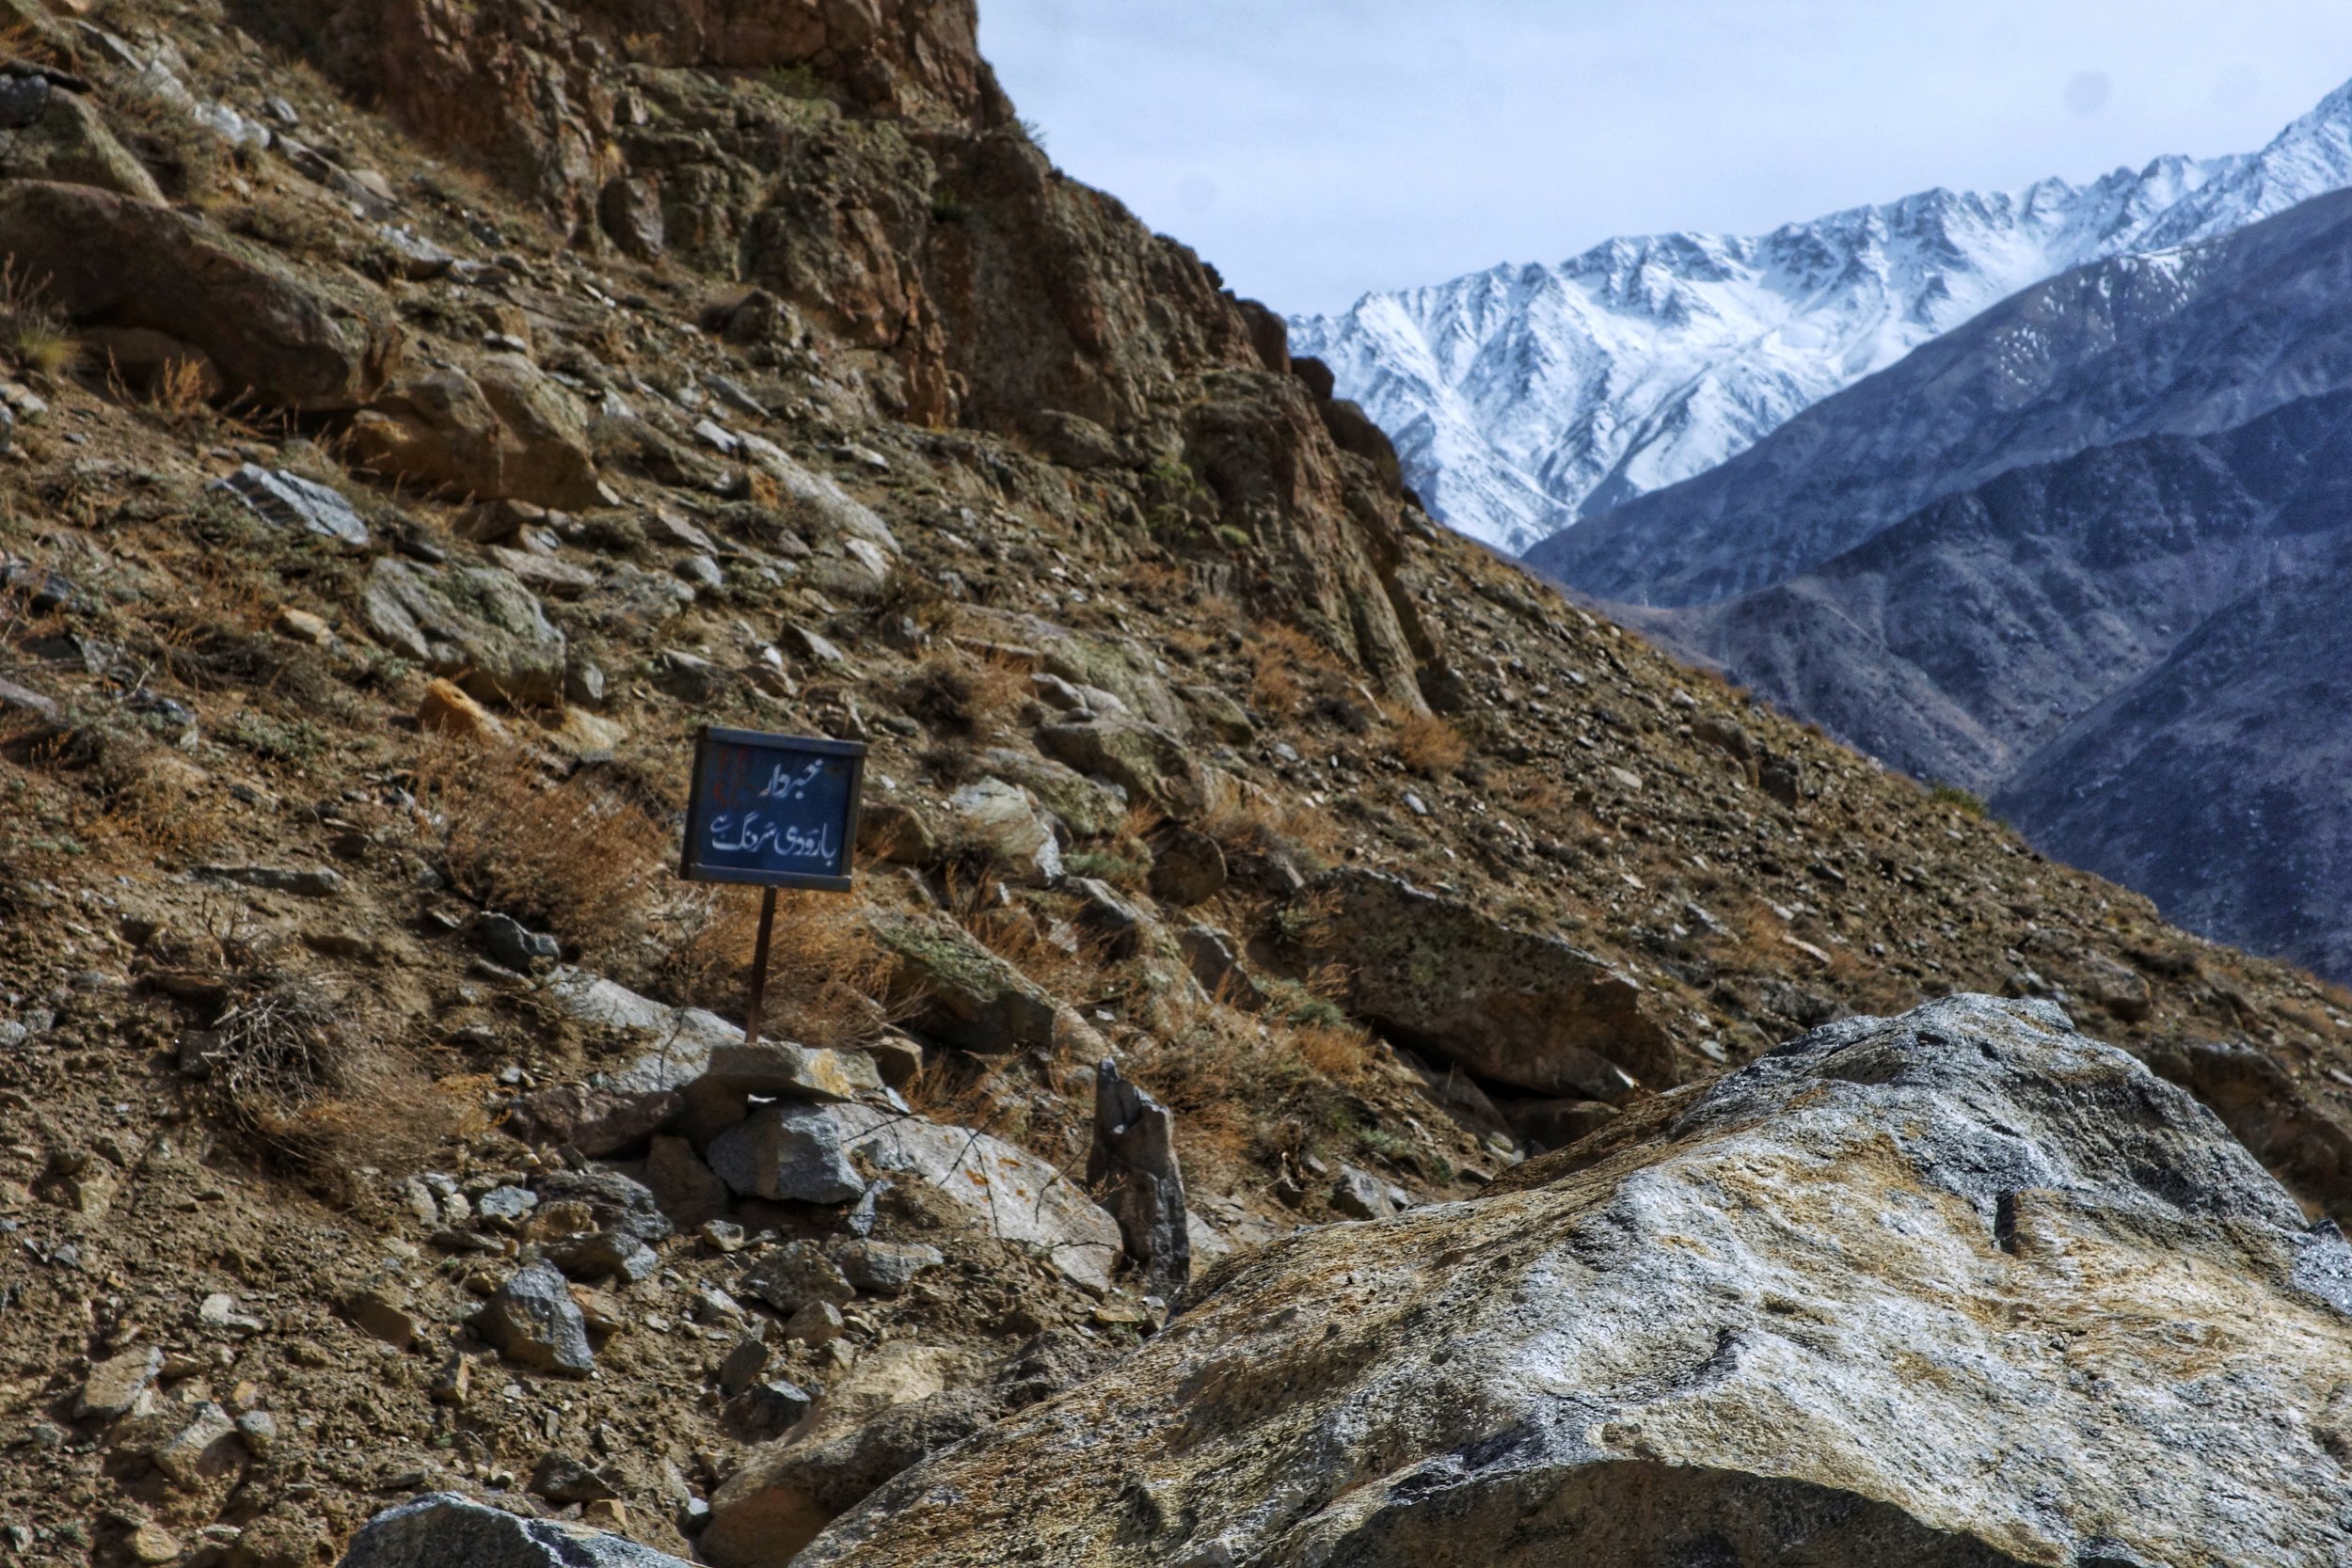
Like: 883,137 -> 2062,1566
1531,185 -> 2352,605
1995,531 -> 2352,981
1608,386 -> 2352,978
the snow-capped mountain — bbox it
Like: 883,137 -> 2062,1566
1287,77 -> 2352,556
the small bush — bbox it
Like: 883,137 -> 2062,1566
409,741 -> 672,965
1929,783 -> 1988,817
1394,711 -> 1468,777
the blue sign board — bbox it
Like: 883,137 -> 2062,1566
678,726 -> 866,892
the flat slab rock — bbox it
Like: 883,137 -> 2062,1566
541,967 -> 745,1092
339,1493 -> 687,1568
822,1104 -> 1119,1291
795,995 -> 2352,1568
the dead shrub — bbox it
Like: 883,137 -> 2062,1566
409,741 -> 671,965
0,260 -> 72,378
199,978 -> 471,1170
654,884 -> 890,1048
1200,786 -> 1342,871
111,79 -> 229,207
1393,711 -> 1467,777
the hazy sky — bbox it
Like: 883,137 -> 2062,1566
977,2 -> 2352,315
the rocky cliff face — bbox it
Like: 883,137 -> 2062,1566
3,3 -> 2352,1566
798,996 -> 2352,1567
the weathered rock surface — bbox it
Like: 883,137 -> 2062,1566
1292,868 -> 1676,1100
473,1262 -> 595,1376
868,911 -> 1057,1055
541,968 -> 744,1092
1088,1059 -> 1188,1296
0,83 -> 163,202
705,1333 -> 1106,1568
339,1492 -> 688,1568
0,182 -> 399,409
350,358 -> 601,509
797,996 -> 2352,1567
770,1101 -> 1123,1290
359,559 -> 566,706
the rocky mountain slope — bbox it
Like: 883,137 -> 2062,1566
0,3 -> 2347,1566
1287,79 -> 2352,556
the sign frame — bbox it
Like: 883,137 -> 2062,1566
678,725 -> 867,1050
677,724 -> 868,893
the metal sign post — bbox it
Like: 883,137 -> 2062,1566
678,725 -> 867,1047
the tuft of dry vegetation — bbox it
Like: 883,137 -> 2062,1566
1393,710 -> 1468,777
408,740 -> 672,965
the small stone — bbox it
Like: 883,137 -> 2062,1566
152,1402 -> 240,1487
477,914 -> 561,974
1331,1164 -> 1395,1222
430,1353 -> 471,1407
781,1300 -> 844,1347
277,607 -> 332,644
646,1135 -> 730,1230
417,677 -> 504,740
724,1380 -> 813,1439
234,1408 -> 278,1457
199,1292 -> 265,1335
581,1499 -> 629,1532
78,1344 -> 162,1418
779,623 -> 846,665
474,1185 -> 540,1230
474,1262 -> 596,1376
1148,826 -> 1227,906
865,1034 -> 926,1089
718,1336 -> 770,1397
209,465 -> 371,549
707,1102 -> 865,1205
531,1451 -> 619,1504
548,1228 -> 660,1284
344,1288 -> 422,1351
741,1242 -> 854,1316
700,1219 -> 748,1254
834,1240 -> 944,1296
127,1524 -> 180,1564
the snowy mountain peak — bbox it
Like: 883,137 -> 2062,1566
1288,78 -> 2352,555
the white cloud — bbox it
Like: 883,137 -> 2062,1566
977,0 -> 2352,313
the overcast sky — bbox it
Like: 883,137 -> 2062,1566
977,1 -> 2352,316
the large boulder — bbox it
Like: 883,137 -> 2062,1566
350,357 -> 601,508
795,996 -> 2352,1567
339,1493 -> 687,1568
800,1101 -> 1120,1291
1035,716 -> 1214,819
704,1334 -> 1105,1568
0,182 -> 399,409
867,911 -> 1057,1055
359,558 -> 566,706
0,81 -> 164,202
1290,869 -> 1676,1100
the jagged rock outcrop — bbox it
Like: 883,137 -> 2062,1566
0,181 -> 400,408
797,996 -> 2352,1566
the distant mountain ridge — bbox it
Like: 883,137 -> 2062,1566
1288,77 -> 2352,556
1591,188 -> 2352,981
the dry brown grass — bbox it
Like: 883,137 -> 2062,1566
1248,622 -> 1341,719
409,740 -> 672,964
655,884 -> 890,1048
1200,784 -> 1343,870
200,977 -> 477,1173
1126,1002 -> 1380,1171
1393,711 -> 1468,777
